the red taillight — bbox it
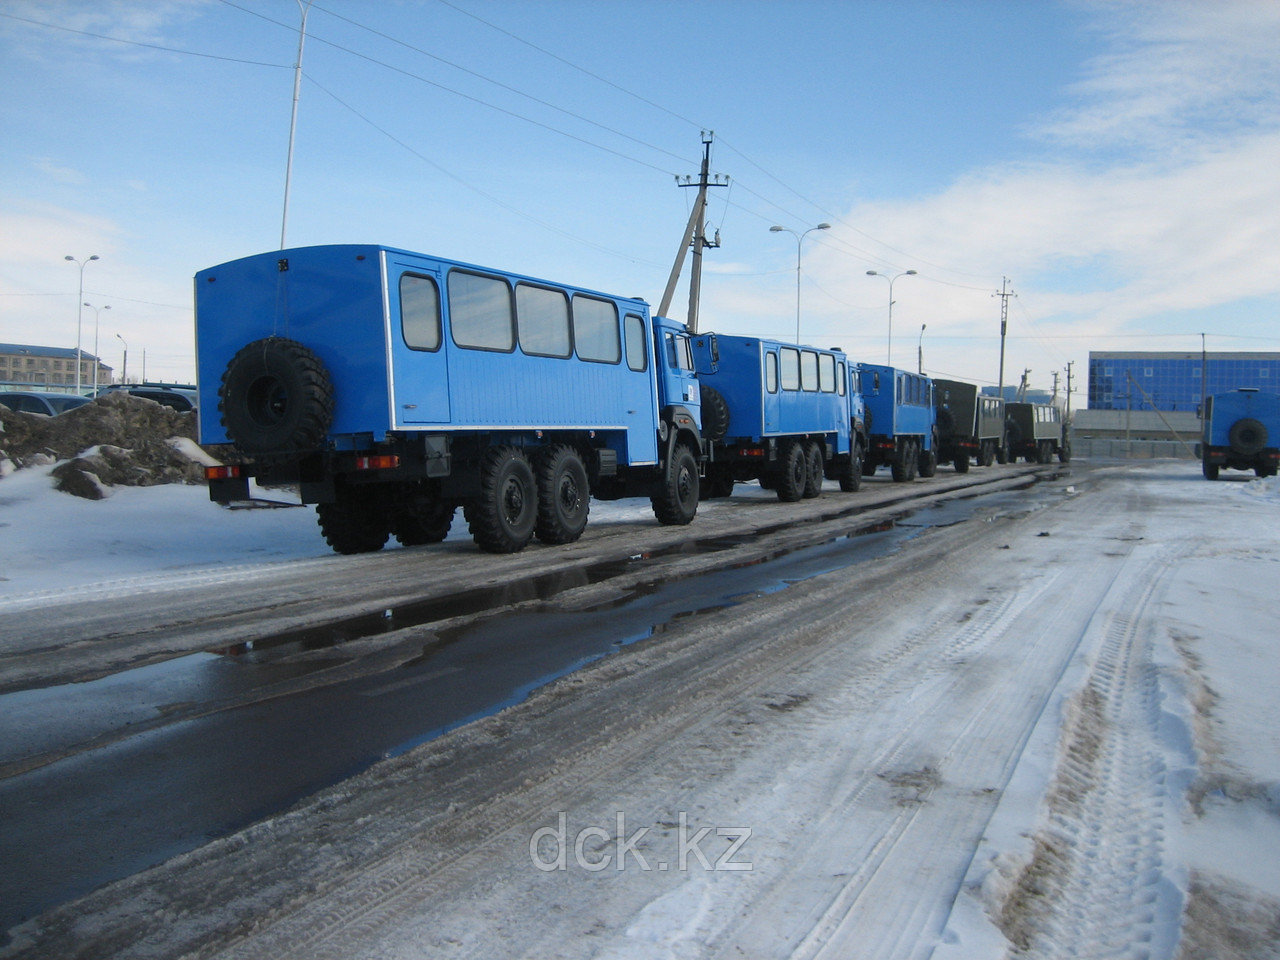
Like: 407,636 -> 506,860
205,465 -> 241,480
740,447 -> 765,458
355,455 -> 401,471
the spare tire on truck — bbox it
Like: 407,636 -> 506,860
699,385 -> 730,442
219,337 -> 334,457
1227,417 -> 1267,456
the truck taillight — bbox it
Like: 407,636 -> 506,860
205,465 -> 241,480
355,455 -> 401,471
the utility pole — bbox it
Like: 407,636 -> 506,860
1051,370 -> 1060,403
280,0 -> 314,250
658,131 -> 726,333
993,277 -> 1015,400
1065,361 -> 1074,420
1016,368 -> 1030,402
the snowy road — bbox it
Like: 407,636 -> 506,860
2,462 -> 1278,959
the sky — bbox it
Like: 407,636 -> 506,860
1,0 -> 1278,402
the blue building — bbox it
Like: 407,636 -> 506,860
1088,351 -> 1280,412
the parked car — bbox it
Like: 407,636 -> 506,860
0,391 -> 92,416
99,383 -> 198,412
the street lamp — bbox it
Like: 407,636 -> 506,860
116,333 -> 129,385
65,254 -> 100,393
917,323 -> 927,375
83,303 -> 110,393
866,269 -> 917,366
770,222 -> 831,344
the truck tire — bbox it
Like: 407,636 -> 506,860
802,441 -> 824,498
219,337 -> 333,457
699,385 -> 730,442
918,439 -> 938,478
774,440 -> 807,502
1228,418 -> 1267,456
1202,460 -> 1219,481
317,488 -> 390,555
390,483 -> 453,546
704,463 -> 735,499
1038,440 -> 1053,464
954,452 -> 970,473
651,442 -> 699,525
534,444 -> 590,544
1058,440 -> 1072,464
980,440 -> 996,467
839,444 -> 863,492
465,446 -> 537,553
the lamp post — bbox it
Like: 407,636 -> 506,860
865,269 -> 917,366
770,222 -> 830,344
917,323 -> 927,375
84,302 -> 110,393
116,333 -> 128,385
65,254 -> 100,393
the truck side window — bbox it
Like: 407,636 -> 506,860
573,296 -> 621,364
818,353 -> 836,393
780,348 -> 800,391
801,350 -> 819,392
400,273 -> 441,352
664,332 -> 693,371
516,283 -> 571,358
449,271 -> 514,352
766,352 -> 779,393
624,315 -> 647,372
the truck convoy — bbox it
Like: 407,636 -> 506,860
1199,388 -> 1280,479
195,244 -> 1074,555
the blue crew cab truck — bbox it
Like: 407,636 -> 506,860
1199,388 -> 1280,479
196,245 -> 704,554
858,363 -> 936,481
690,333 -> 855,500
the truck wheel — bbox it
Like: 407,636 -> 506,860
995,441 -> 1009,464
390,484 -> 453,546
1058,441 -> 1072,464
802,441 -> 824,498
534,445 -> 590,544
890,445 -> 909,482
704,464 -> 735,499
839,445 -> 863,492
905,440 -> 919,480
219,337 -> 333,457
652,442 -> 699,525
317,488 -> 390,555
954,453 -> 970,473
1228,418 -> 1267,456
1039,440 -> 1054,464
979,440 -> 996,467
774,440 -> 807,501
466,446 -> 537,553
918,443 -> 938,478
1202,460 -> 1219,480
699,385 -> 730,442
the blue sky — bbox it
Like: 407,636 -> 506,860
1,0 -> 1277,400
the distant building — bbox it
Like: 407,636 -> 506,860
1088,351 -> 1280,412
0,343 -> 112,393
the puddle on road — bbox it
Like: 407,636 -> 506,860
0,473 -> 1071,933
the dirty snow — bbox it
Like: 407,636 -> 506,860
0,461 -> 1278,958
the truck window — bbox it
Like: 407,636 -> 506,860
624,315 -> 647,372
572,296 -> 621,363
780,348 -> 800,391
801,351 -> 819,392
449,271 -> 514,352
819,353 -> 835,393
516,283 -> 571,358
766,352 -> 779,393
400,273 -> 441,352
837,361 -> 846,395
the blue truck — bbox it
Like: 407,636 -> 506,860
1199,388 -> 1280,480
690,333 -> 856,500
858,363 -> 937,481
196,245 -> 704,554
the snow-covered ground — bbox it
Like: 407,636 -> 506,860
2,461 -> 1278,959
